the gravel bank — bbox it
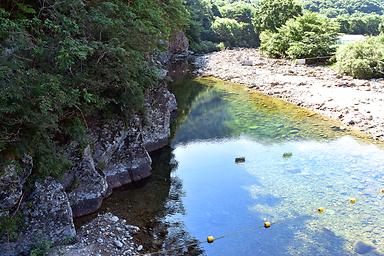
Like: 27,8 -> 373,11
195,49 -> 384,142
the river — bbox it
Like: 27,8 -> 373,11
79,76 -> 384,255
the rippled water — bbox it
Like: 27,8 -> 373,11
84,77 -> 384,256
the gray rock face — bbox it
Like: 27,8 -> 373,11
103,116 -> 152,190
0,177 -> 76,255
143,83 -> 177,152
0,155 -> 32,215
66,146 -> 108,217
168,31 -> 189,54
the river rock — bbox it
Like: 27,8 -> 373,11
0,154 -> 32,216
48,213 -> 141,256
0,177 -> 76,255
142,83 -> 177,152
353,241 -> 377,254
66,146 -> 108,217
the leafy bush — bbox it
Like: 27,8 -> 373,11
260,12 -> 339,59
336,36 -> 384,79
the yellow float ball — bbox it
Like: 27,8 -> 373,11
264,221 -> 271,228
317,207 -> 325,213
349,197 -> 357,204
207,236 -> 215,244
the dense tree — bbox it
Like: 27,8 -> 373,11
260,12 -> 339,59
0,0 -> 189,177
303,0 -> 384,16
255,0 -> 303,32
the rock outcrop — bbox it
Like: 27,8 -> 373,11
143,83 -> 177,152
0,55 -> 178,255
0,155 -> 32,216
1,177 -> 76,255
66,146 -> 108,217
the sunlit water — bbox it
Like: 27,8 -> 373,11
82,77 -> 384,256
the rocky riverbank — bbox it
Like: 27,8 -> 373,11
195,48 -> 384,142
0,31 -> 190,255
0,82 -> 176,255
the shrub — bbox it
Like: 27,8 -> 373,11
336,36 -> 384,78
260,12 -> 339,59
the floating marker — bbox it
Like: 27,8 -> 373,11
207,236 -> 215,243
264,221 -> 271,228
317,207 -> 325,213
380,188 -> 384,194
235,157 -> 246,164
349,197 -> 357,204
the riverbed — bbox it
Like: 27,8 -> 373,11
81,77 -> 384,256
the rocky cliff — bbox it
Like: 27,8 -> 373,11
0,82 -> 177,255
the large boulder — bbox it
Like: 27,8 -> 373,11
0,177 -> 76,255
103,116 -> 152,190
0,155 -> 32,216
142,83 -> 177,152
168,31 -> 189,55
66,146 -> 108,217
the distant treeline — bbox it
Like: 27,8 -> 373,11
186,0 -> 384,53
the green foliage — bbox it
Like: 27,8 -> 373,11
0,0 -> 189,177
30,240 -> 52,256
260,12 -> 339,59
212,17 -> 258,47
190,40 -> 221,53
255,0 -> 303,32
336,36 -> 384,79
186,0 -> 259,52
303,0 -> 384,16
337,13 -> 384,35
0,214 -> 23,241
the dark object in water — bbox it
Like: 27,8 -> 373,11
283,152 -> 293,159
287,168 -> 301,174
235,157 -> 246,163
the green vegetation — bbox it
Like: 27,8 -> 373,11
336,35 -> 384,79
303,0 -> 384,35
0,1 -> 188,177
30,240 -> 52,256
186,0 -> 259,51
260,13 -> 339,59
255,0 -> 303,32
0,214 -> 23,241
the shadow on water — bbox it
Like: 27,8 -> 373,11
77,68 -> 384,255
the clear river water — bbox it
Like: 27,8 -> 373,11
80,77 -> 384,256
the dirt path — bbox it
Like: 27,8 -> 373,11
195,48 -> 384,142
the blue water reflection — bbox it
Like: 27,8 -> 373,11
164,78 -> 384,255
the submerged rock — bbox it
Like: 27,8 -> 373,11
353,241 -> 377,254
